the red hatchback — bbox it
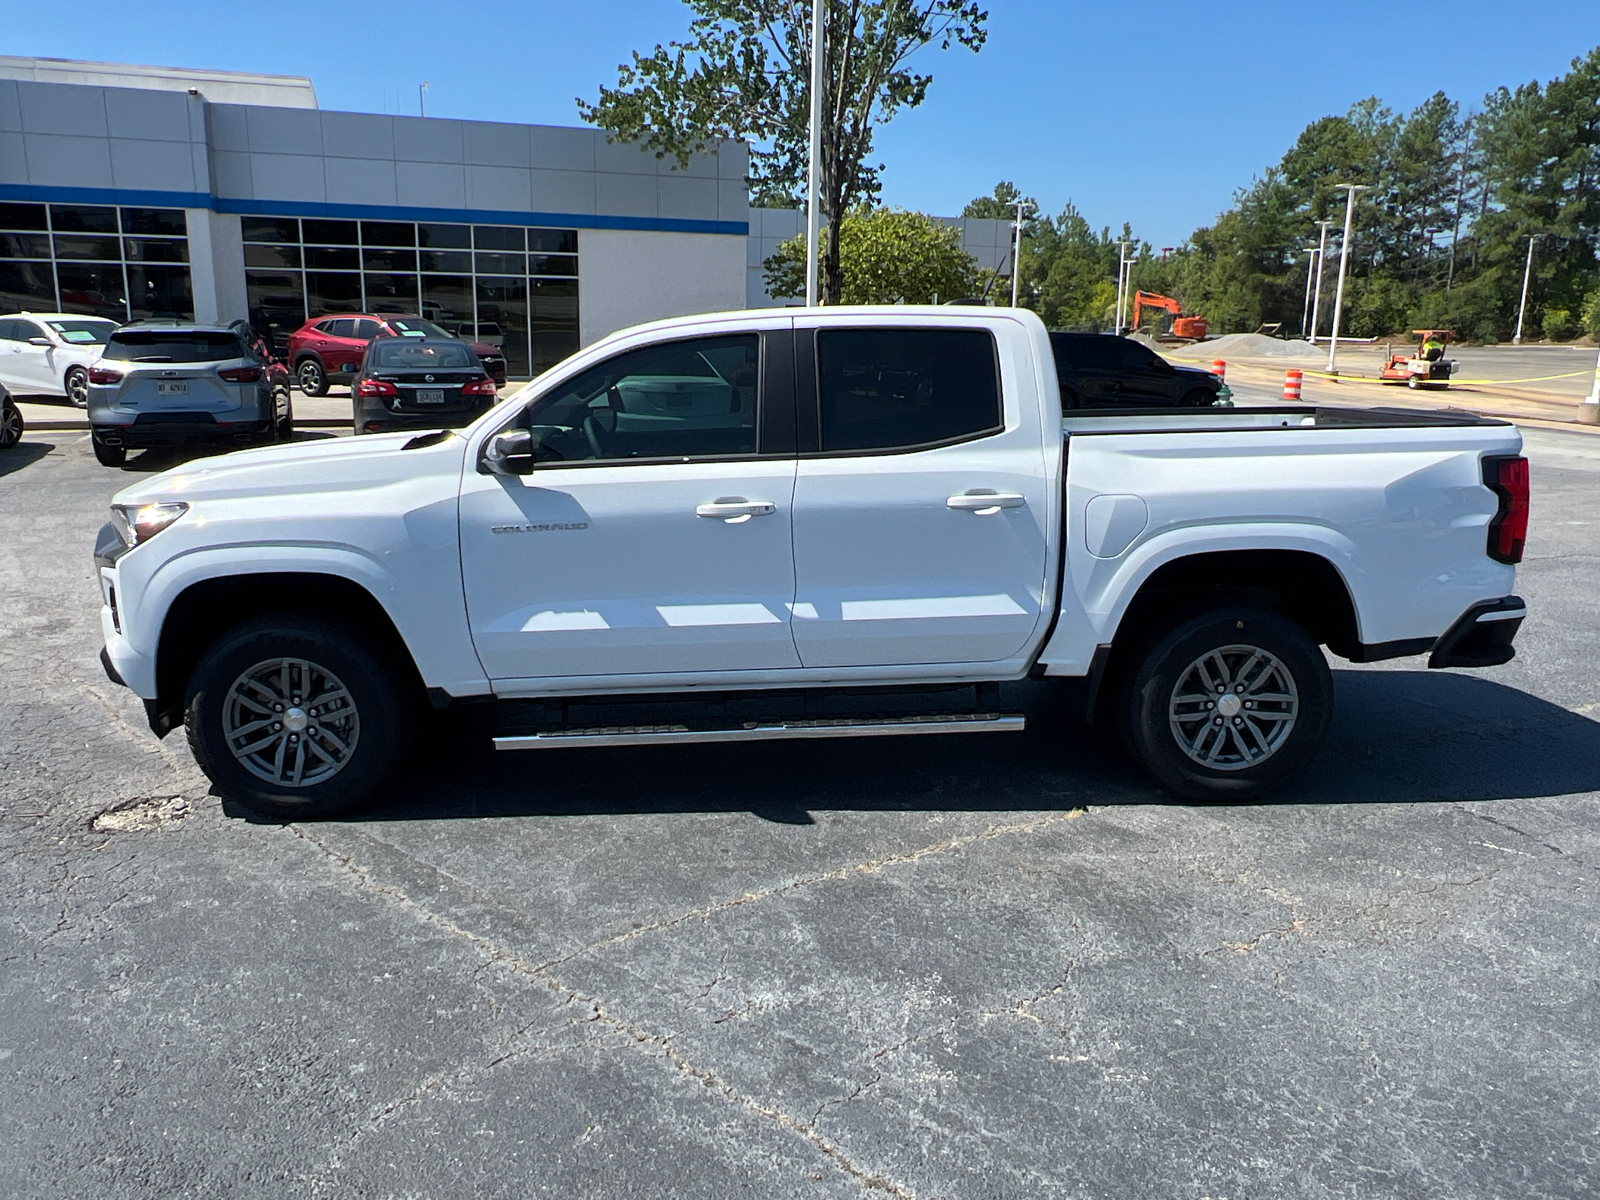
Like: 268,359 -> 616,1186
287,314 -> 508,395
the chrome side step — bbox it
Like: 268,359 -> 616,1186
493,712 -> 1025,751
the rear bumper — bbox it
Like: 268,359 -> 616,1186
1429,595 -> 1525,669
93,414 -> 273,448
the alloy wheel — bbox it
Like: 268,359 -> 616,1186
66,368 -> 89,408
222,657 -> 361,788
0,403 -> 21,447
1167,644 -> 1299,771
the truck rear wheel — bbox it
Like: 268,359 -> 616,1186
184,614 -> 416,818
1120,607 -> 1331,801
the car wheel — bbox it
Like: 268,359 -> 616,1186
1120,607 -> 1332,802
297,359 -> 328,397
65,366 -> 89,409
184,614 -> 418,818
91,436 -> 125,467
0,400 -> 22,449
274,386 -> 294,440
1181,388 -> 1216,407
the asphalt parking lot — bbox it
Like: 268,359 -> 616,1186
2,426 -> 1598,1199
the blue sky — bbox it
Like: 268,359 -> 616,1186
4,0 -> 1598,245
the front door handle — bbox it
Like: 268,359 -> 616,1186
948,490 -> 1026,515
696,497 -> 776,523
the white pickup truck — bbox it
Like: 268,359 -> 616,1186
93,308 -> 1530,817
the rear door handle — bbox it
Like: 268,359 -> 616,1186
696,497 -> 776,523
948,491 -> 1026,514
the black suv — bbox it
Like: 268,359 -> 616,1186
1050,332 -> 1223,409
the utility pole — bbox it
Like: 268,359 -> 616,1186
1308,219 -> 1333,343
804,0 -> 825,307
1300,247 -> 1320,340
1010,201 -> 1024,308
418,81 -> 429,117
1114,240 -> 1133,334
1326,184 -> 1368,376
1512,233 -> 1542,345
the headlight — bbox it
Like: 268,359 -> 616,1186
110,502 -> 188,548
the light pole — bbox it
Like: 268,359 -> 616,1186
418,81 -> 429,117
1325,184 -> 1367,376
1512,233 -> 1542,345
1010,201 -> 1024,308
804,0 -> 825,307
1114,240 -> 1133,334
1308,218 -> 1333,343
1300,247 -> 1320,340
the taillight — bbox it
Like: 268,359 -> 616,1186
89,366 -> 123,385
1484,455 -> 1529,564
461,377 -> 498,397
217,366 -> 262,383
357,379 -> 398,397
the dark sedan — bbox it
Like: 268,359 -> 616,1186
1050,332 -> 1225,409
352,338 -> 500,435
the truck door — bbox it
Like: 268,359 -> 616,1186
458,326 -> 802,683
788,322 -> 1051,668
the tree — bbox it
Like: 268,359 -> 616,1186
578,0 -> 987,304
763,207 -> 977,304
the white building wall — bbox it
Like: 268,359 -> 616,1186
580,229 -> 747,346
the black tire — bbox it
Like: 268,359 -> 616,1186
273,386 -> 294,440
0,400 -> 21,449
184,614 -> 418,818
297,358 -> 328,397
65,366 -> 89,409
1181,387 -> 1216,408
1120,607 -> 1332,802
91,436 -> 125,467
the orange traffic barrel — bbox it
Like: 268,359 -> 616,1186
1210,359 -> 1226,380
1283,369 -> 1303,401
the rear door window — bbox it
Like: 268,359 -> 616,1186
1063,336 -> 1119,370
354,319 -> 382,340
328,319 -> 358,338
816,328 -> 1001,454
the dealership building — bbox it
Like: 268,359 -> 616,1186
0,57 -> 1009,378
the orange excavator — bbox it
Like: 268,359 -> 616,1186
1129,291 -> 1207,341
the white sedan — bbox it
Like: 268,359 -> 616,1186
0,313 -> 120,407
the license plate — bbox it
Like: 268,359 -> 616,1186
416,389 -> 445,404
156,381 -> 188,395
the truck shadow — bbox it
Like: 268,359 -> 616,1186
284,669 -> 1600,826
0,441 -> 55,479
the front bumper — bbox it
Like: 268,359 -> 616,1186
1429,595 -> 1525,668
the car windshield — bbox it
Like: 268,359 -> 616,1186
46,318 -> 117,345
372,340 -> 475,369
387,317 -> 453,339
102,331 -> 241,362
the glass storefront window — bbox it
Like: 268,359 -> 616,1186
476,275 -> 529,377
305,272 -> 363,315
124,238 -> 189,263
0,203 -> 193,321
56,263 -> 128,320
237,216 -> 579,378
246,270 -> 305,352
127,264 -> 193,321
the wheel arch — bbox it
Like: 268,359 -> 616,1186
149,571 -> 424,736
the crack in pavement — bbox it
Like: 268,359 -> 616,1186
287,823 -> 956,1198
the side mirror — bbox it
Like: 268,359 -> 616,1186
28,336 -> 53,347
482,428 -> 535,475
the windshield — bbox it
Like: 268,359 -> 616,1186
372,340 -> 476,369
103,331 -> 241,363
46,318 -> 117,345
386,317 -> 453,339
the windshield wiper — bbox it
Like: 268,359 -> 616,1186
132,355 -> 176,362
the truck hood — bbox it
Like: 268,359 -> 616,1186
111,429 -> 470,507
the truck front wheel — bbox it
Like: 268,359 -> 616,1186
1120,607 -> 1332,801
184,614 -> 416,817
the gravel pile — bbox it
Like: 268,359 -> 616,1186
1192,333 -> 1322,360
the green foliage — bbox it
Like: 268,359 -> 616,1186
1542,307 -> 1580,340
763,208 -> 978,304
1584,289 -> 1600,339
579,1 -> 987,302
